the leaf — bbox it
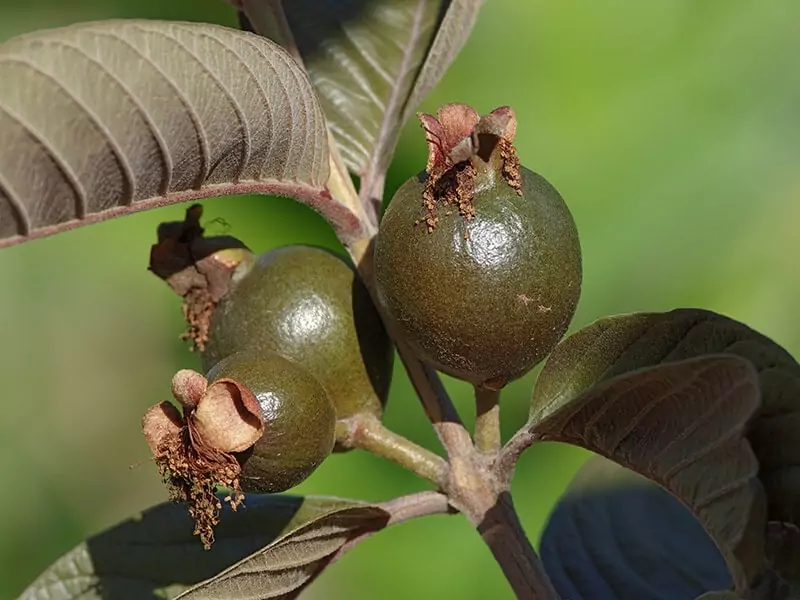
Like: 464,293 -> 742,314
532,308 -> 800,424
540,455 -> 735,600
177,505 -> 389,599
530,308 -> 800,524
530,355 -> 766,593
21,494 -> 387,600
239,0 -> 482,200
0,20 -> 347,249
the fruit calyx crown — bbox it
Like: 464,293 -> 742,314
141,368 -> 265,549
149,204 -> 252,351
416,103 -> 522,232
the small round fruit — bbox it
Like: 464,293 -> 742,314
204,245 -> 393,425
206,350 -> 335,493
374,107 -> 581,388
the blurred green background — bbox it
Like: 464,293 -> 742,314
1,1 -> 799,598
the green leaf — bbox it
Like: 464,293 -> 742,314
541,455 -> 735,600
177,505 -> 389,599
532,308 -> 800,523
530,355 -> 766,593
21,494 -> 387,600
0,20 -> 338,249
240,0 -> 482,200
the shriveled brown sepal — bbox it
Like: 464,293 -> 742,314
141,369 -> 265,549
149,204 -> 252,351
416,104 -> 522,231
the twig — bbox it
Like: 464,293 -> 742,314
474,385 -> 501,455
337,415 -> 448,489
323,491 -> 454,579
380,490 -> 454,525
495,427 -> 538,489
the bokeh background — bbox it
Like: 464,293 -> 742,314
1,1 -> 799,598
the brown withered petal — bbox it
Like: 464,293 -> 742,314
190,379 -> 265,453
418,103 -> 479,172
142,402 -> 183,455
475,106 -> 517,143
436,103 -> 480,150
171,369 -> 208,410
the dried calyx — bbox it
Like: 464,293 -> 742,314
417,104 -> 522,232
141,368 -> 264,549
149,204 -> 252,351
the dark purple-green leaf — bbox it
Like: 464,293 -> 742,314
529,355 -> 766,593
541,455 -> 735,600
532,308 -> 800,525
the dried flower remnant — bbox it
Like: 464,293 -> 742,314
416,104 -> 523,231
149,204 -> 252,351
141,369 -> 264,549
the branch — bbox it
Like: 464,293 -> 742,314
476,492 -> 559,600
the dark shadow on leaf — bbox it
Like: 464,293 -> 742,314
540,456 -> 732,600
20,494 -> 312,600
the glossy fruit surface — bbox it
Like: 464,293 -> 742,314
206,350 -> 335,493
204,245 -> 393,425
375,165 -> 582,388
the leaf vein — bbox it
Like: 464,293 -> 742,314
0,90 -> 87,219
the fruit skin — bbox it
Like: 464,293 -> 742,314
374,167 -> 582,387
206,351 -> 335,493
203,245 -> 394,428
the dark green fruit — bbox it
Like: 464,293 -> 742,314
206,350 -> 335,493
374,104 -> 582,388
204,245 -> 393,428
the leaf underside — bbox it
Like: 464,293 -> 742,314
240,0 -> 481,198
21,494 -> 385,600
541,455 -> 734,600
530,355 -> 765,593
0,20 -> 330,248
531,308 -> 800,524
177,505 -> 389,599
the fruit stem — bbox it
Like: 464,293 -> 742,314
474,385 -> 501,455
396,341 -> 474,462
339,414 -> 449,489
